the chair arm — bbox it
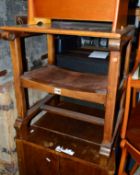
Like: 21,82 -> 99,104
0,31 -> 15,40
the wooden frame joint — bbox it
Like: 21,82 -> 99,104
109,39 -> 121,51
28,17 -> 51,25
0,31 -> 16,41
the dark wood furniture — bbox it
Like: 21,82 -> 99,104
0,0 -> 134,174
118,38 -> 140,175
16,101 -> 115,175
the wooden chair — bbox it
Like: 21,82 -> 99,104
118,36 -> 140,175
0,0 -> 135,174
0,0 -> 134,158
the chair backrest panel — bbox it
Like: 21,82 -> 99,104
33,0 -> 117,22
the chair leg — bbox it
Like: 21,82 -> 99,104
118,146 -> 127,175
130,162 -> 139,175
132,88 -> 137,108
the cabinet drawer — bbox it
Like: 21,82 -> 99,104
60,157 -> 109,175
22,142 -> 59,175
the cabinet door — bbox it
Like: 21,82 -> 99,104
22,142 -> 59,175
60,157 -> 109,175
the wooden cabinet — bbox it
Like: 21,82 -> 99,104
18,141 -> 59,175
0,0 -> 134,174
59,157 -> 109,175
16,108 -> 115,175
17,139 -> 113,175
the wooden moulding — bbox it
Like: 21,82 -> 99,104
0,24 -> 121,39
0,25 -> 134,46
